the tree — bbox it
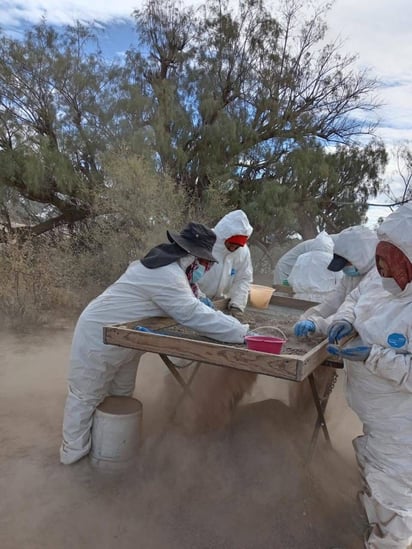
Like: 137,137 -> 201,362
382,142 -> 412,206
130,0 -> 383,232
0,0 -> 387,245
236,139 -> 387,243
0,21 -> 126,239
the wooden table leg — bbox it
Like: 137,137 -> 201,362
159,354 -> 201,421
307,369 -> 338,461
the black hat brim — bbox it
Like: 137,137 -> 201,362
328,254 -> 349,272
167,230 -> 218,263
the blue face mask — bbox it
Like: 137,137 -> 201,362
191,264 -> 206,284
342,265 -> 360,277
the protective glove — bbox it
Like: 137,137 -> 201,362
199,296 -> 215,309
327,344 -> 371,362
293,320 -> 316,337
327,320 -> 354,344
228,304 -> 244,320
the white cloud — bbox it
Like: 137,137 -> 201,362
326,0 -> 412,80
1,0 -> 138,26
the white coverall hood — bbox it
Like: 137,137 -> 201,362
273,231 -> 334,285
377,202 -> 412,263
198,210 -> 253,310
311,230 -> 334,253
213,209 -> 253,241
332,225 -> 378,275
300,227 -> 377,334
288,250 -> 343,302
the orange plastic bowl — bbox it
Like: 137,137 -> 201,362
244,335 -> 287,355
249,284 -> 275,309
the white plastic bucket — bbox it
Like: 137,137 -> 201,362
90,396 -> 142,471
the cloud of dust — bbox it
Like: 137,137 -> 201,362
132,354 -> 366,548
1,333 -> 366,549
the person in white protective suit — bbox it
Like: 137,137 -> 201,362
273,230 -> 334,286
197,209 -> 253,320
60,222 -> 250,465
293,225 -> 378,337
287,249 -> 343,303
325,202 -> 412,548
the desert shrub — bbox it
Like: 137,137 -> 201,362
0,154 -> 188,324
0,235 -> 81,327
60,153 -> 187,300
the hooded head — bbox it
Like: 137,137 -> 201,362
328,225 -> 378,275
377,202 -> 412,264
376,202 -> 412,291
214,210 -> 253,240
311,230 -> 334,253
213,210 -> 253,252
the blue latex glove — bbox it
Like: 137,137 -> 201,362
134,325 -> 156,333
294,320 -> 316,337
327,320 -> 354,343
199,296 -> 215,309
327,344 -> 371,362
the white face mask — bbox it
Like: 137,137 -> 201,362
381,277 -> 403,295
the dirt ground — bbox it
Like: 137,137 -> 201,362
0,323 -> 366,549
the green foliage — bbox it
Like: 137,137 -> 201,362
238,140 -> 387,242
0,20 -> 125,235
0,2 -> 391,317
0,3 -> 387,244
129,0 -> 385,241
62,151 -> 187,291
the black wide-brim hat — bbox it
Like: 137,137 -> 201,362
328,253 -> 349,272
167,222 -> 218,263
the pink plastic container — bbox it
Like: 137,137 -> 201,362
244,335 -> 287,355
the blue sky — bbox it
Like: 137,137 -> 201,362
2,0 -> 412,227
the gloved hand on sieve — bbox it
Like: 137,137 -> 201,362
293,320 -> 316,337
327,320 -> 354,344
228,303 -> 244,320
199,296 -> 215,309
327,343 -> 371,362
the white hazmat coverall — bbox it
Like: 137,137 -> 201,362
299,225 -> 378,335
198,210 -> 253,311
273,230 -> 334,285
287,250 -> 343,303
330,207 -> 412,547
60,258 -> 249,465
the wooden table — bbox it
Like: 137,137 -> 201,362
103,295 -> 342,460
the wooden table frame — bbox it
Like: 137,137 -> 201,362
103,296 -> 342,459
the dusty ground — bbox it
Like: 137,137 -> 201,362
0,324 -> 366,549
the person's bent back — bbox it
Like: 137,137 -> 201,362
273,230 -> 334,286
